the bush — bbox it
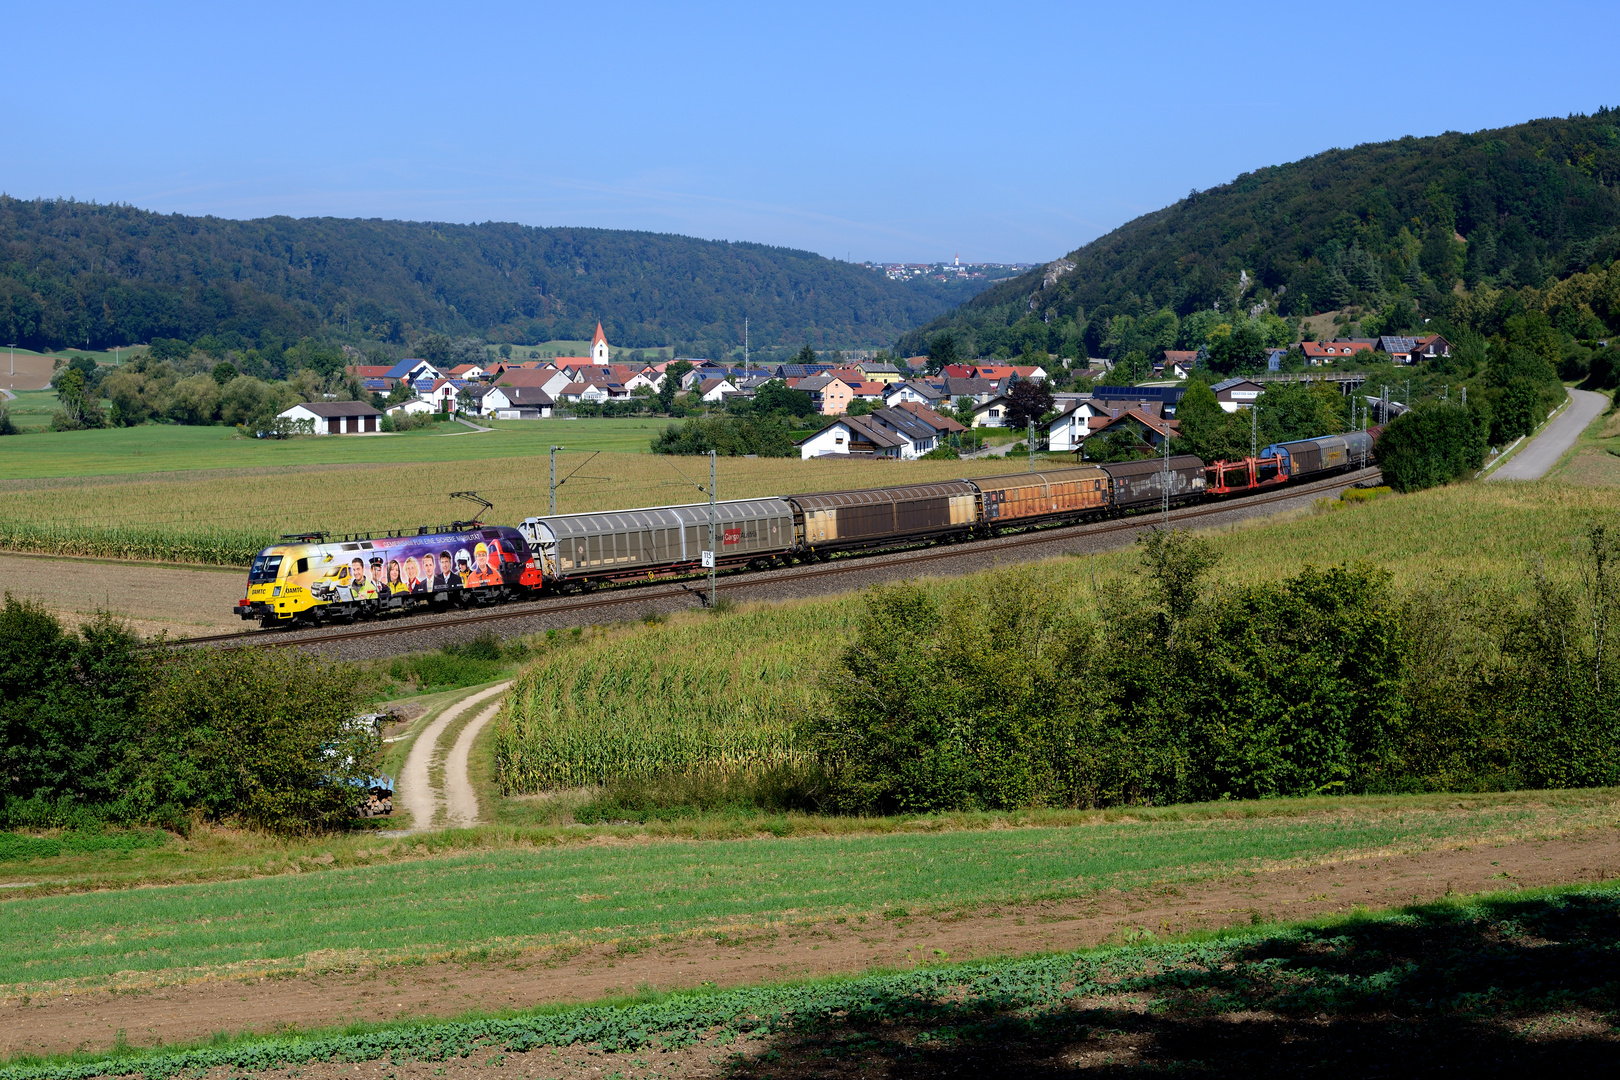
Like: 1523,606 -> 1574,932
650,415 -> 799,456
127,648 -> 376,834
805,573 -> 1093,814
805,527 -> 1620,811
0,406 -> 14,435
1374,400 -> 1490,492
0,596 -> 380,834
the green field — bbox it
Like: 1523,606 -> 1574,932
2,793 -> 1606,994
0,417 -> 677,478
2,389 -> 62,434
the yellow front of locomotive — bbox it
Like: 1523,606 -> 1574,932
235,542 -> 326,624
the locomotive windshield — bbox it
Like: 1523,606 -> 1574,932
248,554 -> 284,583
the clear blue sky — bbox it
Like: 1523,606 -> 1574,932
3,1 -> 1616,264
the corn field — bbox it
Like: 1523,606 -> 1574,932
492,604 -> 856,791
0,454 -> 1026,567
0,519 -> 276,566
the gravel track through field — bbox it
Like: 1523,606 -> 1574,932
396,683 -> 510,830
6,829 -> 1614,1057
443,697 -> 506,827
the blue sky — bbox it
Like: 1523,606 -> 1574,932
3,1 -> 1616,263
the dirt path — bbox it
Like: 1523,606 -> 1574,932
395,683 -> 510,830
443,697 -> 506,827
6,829 -> 1614,1057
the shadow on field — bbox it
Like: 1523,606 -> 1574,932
725,891 -> 1620,1077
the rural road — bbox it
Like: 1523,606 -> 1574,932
396,681 -> 511,829
1488,388 -> 1607,481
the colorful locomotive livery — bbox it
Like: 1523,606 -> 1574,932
235,526 -> 532,625
235,433 -> 1377,626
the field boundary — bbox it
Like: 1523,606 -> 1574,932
5,877 -> 1616,1079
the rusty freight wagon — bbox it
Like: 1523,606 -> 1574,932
967,465 -> 1111,526
518,498 -> 796,587
786,482 -> 977,553
1100,455 -> 1207,511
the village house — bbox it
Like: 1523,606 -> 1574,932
1045,398 -> 1104,452
482,385 -> 554,419
1210,377 -> 1265,413
1086,408 -> 1179,452
796,375 -> 856,415
970,395 -> 1013,428
1300,340 -> 1376,365
884,380 -> 945,408
277,400 -> 383,435
696,377 -> 738,404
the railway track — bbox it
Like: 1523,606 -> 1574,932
155,467 -> 1380,652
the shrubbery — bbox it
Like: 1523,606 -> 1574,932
0,596 -> 378,833
649,415 -> 803,456
803,527 -> 1620,813
1374,400 -> 1490,492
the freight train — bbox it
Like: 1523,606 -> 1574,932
235,430 -> 1376,626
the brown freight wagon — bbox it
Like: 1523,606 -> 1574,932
786,482 -> 977,551
968,465 -> 1111,525
1100,455 -> 1207,511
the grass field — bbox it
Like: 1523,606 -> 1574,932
2,792 -> 1609,995
9,880 -> 1614,1078
0,448 -> 1050,564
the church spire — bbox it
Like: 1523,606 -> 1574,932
590,322 -> 610,364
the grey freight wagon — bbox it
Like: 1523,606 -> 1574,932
519,498 -> 796,585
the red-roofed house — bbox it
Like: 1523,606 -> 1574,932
941,364 -> 977,380
1300,340 -> 1376,365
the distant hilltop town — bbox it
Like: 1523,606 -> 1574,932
864,257 -> 1035,284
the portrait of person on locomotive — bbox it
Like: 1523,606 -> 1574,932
369,556 -> 388,593
463,542 -> 502,587
349,557 -> 379,602
437,550 -> 459,590
404,555 -> 426,593
386,559 -> 407,594
454,550 -> 475,585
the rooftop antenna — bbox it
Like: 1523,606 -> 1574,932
449,491 -> 492,530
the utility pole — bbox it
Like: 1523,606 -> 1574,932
1027,419 -> 1035,473
708,449 -> 717,608
549,446 -> 564,516
1250,402 -> 1258,459
1160,421 -> 1171,525
1461,384 -> 1466,406
743,317 -> 748,379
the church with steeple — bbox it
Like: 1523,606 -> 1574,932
590,322 -> 610,364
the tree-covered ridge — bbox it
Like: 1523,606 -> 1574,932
0,198 -> 978,354
898,109 -> 1620,359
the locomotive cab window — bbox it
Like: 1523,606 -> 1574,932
248,555 -> 283,583
296,557 -> 309,574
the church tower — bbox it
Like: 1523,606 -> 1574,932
590,322 -> 610,365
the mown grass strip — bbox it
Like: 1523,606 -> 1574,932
5,880 -> 1617,1080
0,804 -> 1592,990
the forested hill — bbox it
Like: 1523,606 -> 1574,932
0,198 -> 970,355
898,110 -> 1620,358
